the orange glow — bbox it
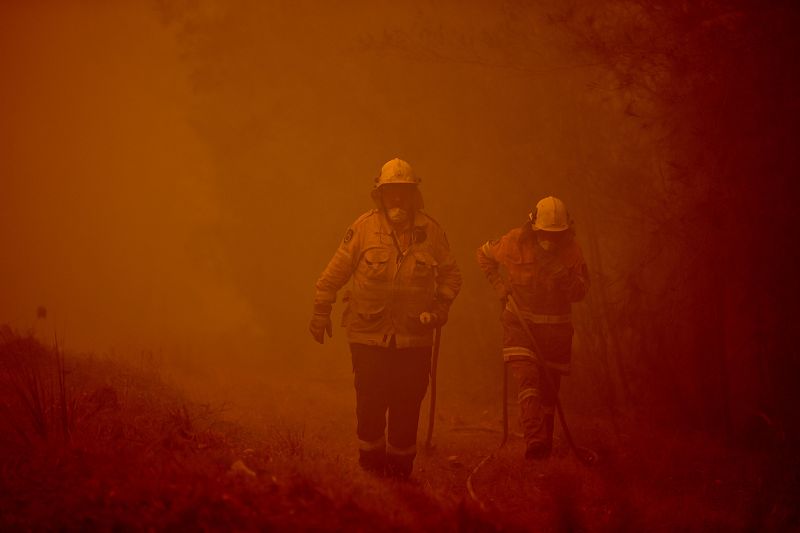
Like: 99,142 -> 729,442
2,1 -> 798,530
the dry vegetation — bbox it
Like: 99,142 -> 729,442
0,327 -> 493,531
549,0 -> 800,441
2,327 -> 796,531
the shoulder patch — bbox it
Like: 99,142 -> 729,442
343,228 -> 354,243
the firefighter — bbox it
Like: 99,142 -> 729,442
477,196 -> 589,459
310,158 -> 462,478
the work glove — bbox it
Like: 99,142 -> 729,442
420,309 -> 452,327
309,303 -> 333,344
418,312 -> 440,326
419,297 -> 451,327
493,282 -> 512,307
547,264 -> 575,292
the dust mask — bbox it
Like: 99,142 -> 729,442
538,239 -> 554,252
387,207 -> 410,225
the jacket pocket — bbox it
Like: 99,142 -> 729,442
349,299 -> 387,331
411,251 -> 437,279
361,247 -> 391,280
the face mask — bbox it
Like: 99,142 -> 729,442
538,239 -> 554,252
387,207 -> 410,225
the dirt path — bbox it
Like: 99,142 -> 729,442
175,359 -> 621,531
170,356 -> 788,532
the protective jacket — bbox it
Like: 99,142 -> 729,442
315,209 -> 461,348
477,223 -> 589,372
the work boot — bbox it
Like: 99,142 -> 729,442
358,449 -> 386,476
386,453 -> 414,479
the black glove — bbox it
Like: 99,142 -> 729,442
549,264 -> 573,291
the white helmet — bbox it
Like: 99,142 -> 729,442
530,196 -> 570,232
374,158 -> 421,188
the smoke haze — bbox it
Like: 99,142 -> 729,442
4,0 -> 798,437
2,1 -> 620,375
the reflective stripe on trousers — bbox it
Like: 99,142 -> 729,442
359,435 -> 386,452
503,345 -> 537,362
503,345 -> 570,373
503,308 -> 572,324
387,443 -> 417,457
518,387 -> 539,402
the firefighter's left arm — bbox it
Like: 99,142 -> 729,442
555,244 -> 590,302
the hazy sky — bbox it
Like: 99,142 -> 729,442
1,1 -> 649,395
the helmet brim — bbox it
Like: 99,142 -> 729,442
371,186 -> 424,210
534,225 -> 569,232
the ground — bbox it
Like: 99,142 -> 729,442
1,331 -> 796,531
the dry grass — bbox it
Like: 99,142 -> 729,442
0,327 -> 75,447
0,328 -> 492,531
1,326 -> 795,531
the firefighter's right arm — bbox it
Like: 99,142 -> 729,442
310,226 -> 360,343
476,238 -> 510,302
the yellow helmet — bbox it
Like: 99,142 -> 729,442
371,158 -> 425,210
530,196 -> 570,232
374,158 -> 421,188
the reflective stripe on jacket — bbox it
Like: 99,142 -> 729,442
315,209 -> 461,348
